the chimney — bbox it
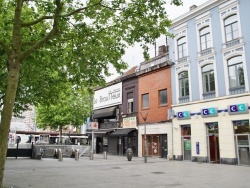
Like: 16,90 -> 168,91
190,5 -> 197,11
158,45 -> 167,56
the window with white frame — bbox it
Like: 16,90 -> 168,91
159,89 -> 167,106
200,26 -> 211,51
202,64 -> 215,93
224,14 -> 239,42
177,37 -> 187,59
179,71 -> 189,98
142,93 -> 149,109
228,56 -> 245,88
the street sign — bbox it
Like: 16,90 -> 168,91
87,122 -> 99,130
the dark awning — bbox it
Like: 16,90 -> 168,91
93,106 -> 117,119
109,128 -> 135,136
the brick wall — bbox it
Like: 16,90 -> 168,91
138,67 -> 172,124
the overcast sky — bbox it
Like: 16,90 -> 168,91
106,0 -> 208,82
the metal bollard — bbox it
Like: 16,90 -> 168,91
90,151 -> 94,160
103,151 -> 107,159
75,149 -> 79,161
58,149 -> 63,161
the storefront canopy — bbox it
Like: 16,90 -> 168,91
93,106 -> 117,119
109,128 -> 135,136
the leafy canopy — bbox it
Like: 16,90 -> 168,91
0,0 -> 182,115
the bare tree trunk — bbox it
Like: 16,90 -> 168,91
0,59 -> 21,188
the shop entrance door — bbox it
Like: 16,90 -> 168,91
233,120 -> 250,165
235,135 -> 250,165
182,137 -> 191,160
161,134 -> 168,158
208,135 -> 220,162
206,122 -> 220,163
181,125 -> 191,160
143,135 -> 161,157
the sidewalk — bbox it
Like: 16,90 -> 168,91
3,154 -> 250,188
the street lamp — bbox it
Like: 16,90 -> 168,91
140,111 -> 148,163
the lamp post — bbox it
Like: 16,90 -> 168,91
140,111 -> 148,163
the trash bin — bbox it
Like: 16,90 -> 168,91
126,148 -> 133,161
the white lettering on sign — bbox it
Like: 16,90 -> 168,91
93,83 -> 122,110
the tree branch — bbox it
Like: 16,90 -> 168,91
21,15 -> 53,27
21,0 -> 102,27
19,0 -> 62,61
0,41 -> 11,56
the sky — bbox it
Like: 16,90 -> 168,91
106,0 -> 208,82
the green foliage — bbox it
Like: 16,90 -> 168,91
0,0 -> 181,115
36,85 -> 91,130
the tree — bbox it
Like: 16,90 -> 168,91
0,0 -> 182,187
36,85 -> 91,144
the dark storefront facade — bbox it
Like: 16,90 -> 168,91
91,67 -> 139,156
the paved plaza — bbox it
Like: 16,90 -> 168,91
3,154 -> 250,188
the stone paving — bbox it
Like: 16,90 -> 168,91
3,154 -> 250,188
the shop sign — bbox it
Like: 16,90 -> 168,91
228,103 -> 249,115
93,82 -> 122,110
201,107 -> 218,117
87,122 -> 99,130
177,111 -> 190,120
122,116 -> 137,128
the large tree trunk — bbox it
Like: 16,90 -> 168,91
0,58 -> 21,188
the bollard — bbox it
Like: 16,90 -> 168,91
90,151 -> 94,160
58,149 -> 63,161
75,149 -> 79,161
103,151 -> 107,159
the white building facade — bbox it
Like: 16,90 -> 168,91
169,0 -> 250,165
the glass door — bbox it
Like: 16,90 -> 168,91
181,125 -> 191,160
234,120 -> 250,165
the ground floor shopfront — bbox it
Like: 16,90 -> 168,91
91,128 -> 138,156
138,122 -> 172,158
172,93 -> 250,165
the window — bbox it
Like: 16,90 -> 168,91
142,93 -> 149,109
127,98 -> 133,114
202,64 -> 215,93
159,89 -> 167,106
200,27 -> 211,51
127,92 -> 133,114
177,37 -> 187,59
224,14 -> 239,42
228,56 -> 245,88
179,71 -> 189,97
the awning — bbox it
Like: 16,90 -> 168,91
109,128 -> 135,136
86,129 -> 114,135
93,106 -> 117,119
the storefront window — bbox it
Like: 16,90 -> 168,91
206,122 -> 218,134
103,137 -> 108,146
181,125 -> 191,136
233,120 -> 250,134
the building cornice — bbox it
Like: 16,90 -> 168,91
170,0 -> 228,29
